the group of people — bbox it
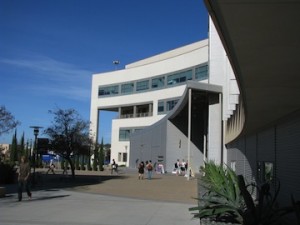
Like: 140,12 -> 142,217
174,159 -> 188,176
138,160 -> 153,180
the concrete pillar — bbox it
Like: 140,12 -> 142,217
207,93 -> 222,164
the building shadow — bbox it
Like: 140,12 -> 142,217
3,172 -> 129,195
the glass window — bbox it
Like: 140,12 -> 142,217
123,153 -> 127,162
167,70 -> 192,86
158,101 -> 164,113
121,83 -> 134,94
119,129 -> 131,141
152,76 -> 165,89
136,80 -> 149,91
166,99 -> 179,111
98,85 -> 119,96
195,65 -> 208,80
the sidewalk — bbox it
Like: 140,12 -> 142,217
0,168 -> 201,225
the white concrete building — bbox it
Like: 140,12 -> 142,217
90,35 -> 239,173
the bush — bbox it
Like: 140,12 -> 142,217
190,161 -> 244,224
190,161 -> 300,225
0,162 -> 17,184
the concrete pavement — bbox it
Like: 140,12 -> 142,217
0,168 -> 201,225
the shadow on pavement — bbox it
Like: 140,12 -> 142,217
3,172 -> 129,195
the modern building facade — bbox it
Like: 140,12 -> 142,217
90,40 -> 210,168
90,34 -> 239,173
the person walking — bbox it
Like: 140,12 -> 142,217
175,159 -> 181,176
111,159 -> 118,174
46,160 -> 55,174
17,156 -> 32,201
138,161 -> 145,180
146,160 -> 153,180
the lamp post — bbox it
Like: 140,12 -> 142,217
30,126 -> 43,185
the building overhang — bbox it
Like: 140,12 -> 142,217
169,81 -> 222,120
205,0 -> 300,136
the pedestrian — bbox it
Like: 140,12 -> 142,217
138,161 -> 145,180
181,159 -> 186,175
46,160 -> 55,174
17,156 -> 32,201
176,159 -> 181,176
146,160 -> 153,180
111,159 -> 118,174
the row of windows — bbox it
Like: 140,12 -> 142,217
158,99 -> 179,114
119,128 -> 144,141
98,65 -> 208,97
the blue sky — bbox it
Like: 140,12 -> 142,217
0,0 -> 208,144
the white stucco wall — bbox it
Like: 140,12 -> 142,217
90,40 -> 209,165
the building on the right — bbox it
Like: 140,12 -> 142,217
205,0 -> 300,211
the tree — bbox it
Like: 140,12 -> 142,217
10,130 -> 18,163
0,106 -> 20,136
44,108 -> 91,178
99,138 -> 104,171
19,132 -> 25,159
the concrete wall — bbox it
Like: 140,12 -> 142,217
166,121 -> 203,174
227,110 -> 300,207
129,120 -> 167,169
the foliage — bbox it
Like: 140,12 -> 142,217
75,155 -> 80,170
190,161 -> 244,224
44,108 -> 92,178
10,130 -> 18,162
99,138 -> 104,171
238,176 -> 300,225
190,161 -> 300,225
80,155 -> 85,170
0,106 -> 20,136
19,132 -> 25,160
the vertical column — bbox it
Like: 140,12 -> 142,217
187,88 -> 192,180
207,93 -> 222,164
133,105 -> 137,118
149,103 -> 153,116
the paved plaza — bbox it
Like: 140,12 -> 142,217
0,168 -> 201,225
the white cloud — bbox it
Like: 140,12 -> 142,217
0,56 -> 92,101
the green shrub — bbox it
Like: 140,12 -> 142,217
190,161 -> 244,224
190,161 -> 300,225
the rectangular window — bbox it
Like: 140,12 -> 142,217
167,70 -> 192,86
158,101 -> 164,113
195,65 -> 208,80
121,83 -> 134,94
119,129 -> 131,141
152,77 -> 165,89
98,85 -> 119,97
136,80 -> 149,91
123,153 -> 127,162
166,99 -> 179,111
